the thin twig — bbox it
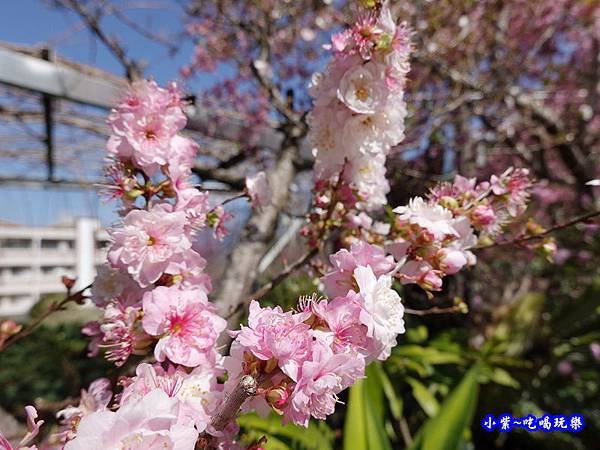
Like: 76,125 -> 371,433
54,0 -> 143,80
0,283 -> 91,352
226,247 -> 318,320
210,192 -> 246,212
479,209 -> 600,249
404,305 -> 462,316
227,164 -> 349,319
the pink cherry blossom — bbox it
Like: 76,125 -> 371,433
54,379 -> 113,444
207,206 -> 232,240
399,261 -> 444,293
321,240 -> 395,298
175,187 -> 211,232
235,300 -> 312,380
163,249 -> 212,293
245,171 -> 271,211
108,207 -> 191,287
64,389 -> 198,450
311,294 -> 372,357
354,265 -> 405,361
91,264 -> 141,308
107,80 -> 187,175
142,286 -> 226,367
120,363 -> 222,432
470,204 -> 497,230
285,343 -> 364,426
98,299 -> 152,366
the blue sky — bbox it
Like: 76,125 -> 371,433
0,0 -> 196,84
0,0 -> 221,226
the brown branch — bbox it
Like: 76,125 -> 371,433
479,209 -> 600,249
0,284 -> 91,352
226,247 -> 318,320
53,0 -> 143,80
214,0 -> 304,128
226,162 -> 350,319
196,375 -> 257,449
211,375 -> 257,431
404,305 -> 462,316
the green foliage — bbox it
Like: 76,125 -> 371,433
410,365 -> 480,450
406,377 -> 440,417
0,323 -> 113,416
343,363 -> 393,450
237,413 -> 334,450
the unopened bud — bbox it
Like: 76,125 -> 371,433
471,204 -> 496,227
541,239 -> 557,262
1,320 -> 22,336
62,276 -> 76,290
420,269 -> 443,292
439,196 -> 459,210
265,385 -> 290,414
437,248 -> 467,275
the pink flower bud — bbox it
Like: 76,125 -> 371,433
557,360 -> 573,376
245,171 -> 271,211
437,248 -> 467,275
421,269 -> 443,292
0,320 -> 22,336
471,204 -> 496,227
265,384 -> 291,414
590,342 -> 600,362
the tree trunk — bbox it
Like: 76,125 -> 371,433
214,138 -> 298,322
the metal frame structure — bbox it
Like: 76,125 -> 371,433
0,43 -> 284,187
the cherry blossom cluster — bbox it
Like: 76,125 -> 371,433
43,80 -> 263,449
389,168 -> 533,294
328,168 -> 533,296
0,6 -> 549,450
82,80 -> 230,369
225,259 -> 405,427
308,2 -> 412,210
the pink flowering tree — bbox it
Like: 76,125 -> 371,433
1,1 -> 600,450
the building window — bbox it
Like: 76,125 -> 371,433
41,239 -> 74,250
0,238 -> 32,249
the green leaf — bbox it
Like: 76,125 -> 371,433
407,377 -> 440,417
343,364 -> 393,450
237,413 -> 334,450
486,367 -> 520,389
378,364 -> 403,420
410,365 -> 480,450
394,345 -> 465,366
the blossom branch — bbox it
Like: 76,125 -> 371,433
211,375 -> 257,431
479,209 -> 600,249
196,375 -> 258,449
0,283 -> 91,352
228,162 -> 350,319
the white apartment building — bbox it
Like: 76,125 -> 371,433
0,217 -> 109,317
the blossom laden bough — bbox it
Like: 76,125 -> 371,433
309,2 -> 412,211
0,3 -> 556,449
